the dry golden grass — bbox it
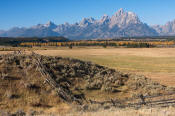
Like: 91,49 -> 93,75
33,47 -> 175,86
63,107 -> 175,116
34,47 -> 175,57
1,47 -> 175,86
0,57 -> 69,114
1,47 -> 175,115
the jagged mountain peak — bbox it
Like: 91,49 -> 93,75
114,8 -> 136,17
167,20 -> 175,25
45,21 -> 56,26
0,8 -> 159,39
115,8 -> 125,16
99,14 -> 110,24
63,22 -> 70,26
44,21 -> 57,29
79,17 -> 96,27
30,21 -> 57,30
110,9 -> 141,28
82,17 -> 96,22
102,14 -> 109,17
128,11 -> 137,17
152,19 -> 175,35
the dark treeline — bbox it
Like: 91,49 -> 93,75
69,42 -> 154,48
112,36 -> 175,41
0,36 -> 69,46
0,36 -> 175,48
126,43 -> 154,48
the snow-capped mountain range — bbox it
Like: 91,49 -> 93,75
152,20 -> 175,36
0,8 -> 174,39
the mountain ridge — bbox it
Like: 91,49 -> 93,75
0,8 -> 174,39
152,19 -> 175,36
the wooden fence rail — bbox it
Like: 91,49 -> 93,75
32,53 -> 83,104
89,92 -> 175,108
1,51 -> 175,109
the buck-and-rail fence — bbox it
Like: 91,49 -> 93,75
0,51 -> 175,109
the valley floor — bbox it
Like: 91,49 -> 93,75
33,47 -> 175,86
1,47 -> 175,86
1,47 -> 175,116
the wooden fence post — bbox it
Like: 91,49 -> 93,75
140,94 -> 146,105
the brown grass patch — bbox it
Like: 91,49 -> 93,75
33,47 -> 175,86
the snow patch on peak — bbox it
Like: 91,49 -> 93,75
128,11 -> 136,16
99,14 -> 110,24
110,9 -> 141,28
79,17 -> 96,27
45,21 -> 55,26
0,8 -> 159,38
118,8 -> 124,13
44,21 -> 57,29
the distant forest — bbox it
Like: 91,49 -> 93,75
0,36 -> 175,48
0,36 -> 69,46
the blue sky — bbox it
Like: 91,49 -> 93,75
0,0 -> 175,30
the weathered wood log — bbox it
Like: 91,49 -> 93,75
32,53 -> 83,104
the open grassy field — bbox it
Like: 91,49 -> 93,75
0,47 -> 175,115
0,47 -> 175,86
33,47 -> 175,86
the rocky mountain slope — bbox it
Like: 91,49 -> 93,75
152,19 -> 175,36
0,9 -> 158,39
0,22 -> 59,37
